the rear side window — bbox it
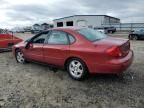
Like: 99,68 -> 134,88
68,34 -> 75,44
48,31 -> 68,45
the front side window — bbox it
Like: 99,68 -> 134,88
48,31 -> 68,45
76,28 -> 107,42
32,32 -> 48,44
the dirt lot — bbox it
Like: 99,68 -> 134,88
0,32 -> 144,108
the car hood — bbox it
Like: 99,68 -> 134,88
14,41 -> 26,47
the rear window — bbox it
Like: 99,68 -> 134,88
76,28 -> 107,42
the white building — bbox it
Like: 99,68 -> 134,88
53,15 -> 120,28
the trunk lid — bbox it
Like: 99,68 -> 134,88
93,37 -> 130,57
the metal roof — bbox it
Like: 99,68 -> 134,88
53,15 -> 120,21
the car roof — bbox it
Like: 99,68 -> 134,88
47,27 -> 85,31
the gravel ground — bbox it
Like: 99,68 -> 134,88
0,33 -> 144,108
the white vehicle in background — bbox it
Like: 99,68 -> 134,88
11,28 -> 25,33
94,27 -> 117,34
94,27 -> 106,34
97,29 -> 105,34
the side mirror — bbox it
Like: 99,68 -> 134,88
25,42 -> 33,49
25,38 -> 33,49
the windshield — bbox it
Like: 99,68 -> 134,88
76,28 -> 107,42
25,38 -> 32,42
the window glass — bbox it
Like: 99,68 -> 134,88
48,31 -> 68,45
76,28 -> 107,42
68,34 -> 75,44
57,22 -> 63,27
32,33 -> 48,44
66,21 -> 73,26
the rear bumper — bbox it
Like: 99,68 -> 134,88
89,50 -> 134,74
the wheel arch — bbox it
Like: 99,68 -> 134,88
64,56 -> 89,72
15,48 -> 25,57
15,48 -> 20,52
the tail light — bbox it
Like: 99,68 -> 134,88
106,46 -> 122,57
120,41 -> 130,56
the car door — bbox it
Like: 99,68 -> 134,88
25,32 -> 49,62
141,30 -> 144,39
138,30 -> 144,39
43,30 -> 70,66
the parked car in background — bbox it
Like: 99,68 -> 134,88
31,23 -> 54,34
31,29 -> 42,34
0,29 -> 23,52
94,27 -> 106,34
11,28 -> 25,33
94,26 -> 116,34
24,27 -> 32,33
106,27 -> 117,33
13,27 -> 133,80
129,29 -> 144,40
17,29 -> 25,33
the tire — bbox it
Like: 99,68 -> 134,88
128,35 -> 133,40
133,35 -> 138,40
109,31 -> 113,34
66,58 -> 88,80
15,49 -> 26,64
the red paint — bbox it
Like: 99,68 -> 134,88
13,28 -> 133,74
0,33 -> 23,49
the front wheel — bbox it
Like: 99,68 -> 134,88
15,49 -> 26,64
66,59 -> 88,80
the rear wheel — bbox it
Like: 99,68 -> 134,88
133,35 -> 138,40
15,49 -> 26,64
66,58 -> 88,80
109,31 -> 113,34
128,35 -> 133,40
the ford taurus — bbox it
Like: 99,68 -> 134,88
12,27 -> 133,80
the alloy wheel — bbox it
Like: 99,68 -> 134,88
69,60 -> 84,78
16,51 -> 25,63
133,35 -> 138,40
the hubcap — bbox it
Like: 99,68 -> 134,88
133,36 -> 137,40
69,60 -> 83,78
129,35 -> 132,40
16,51 -> 25,63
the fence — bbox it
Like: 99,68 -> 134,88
102,23 -> 144,31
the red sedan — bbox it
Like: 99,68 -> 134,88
0,29 -> 23,51
12,27 -> 133,80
